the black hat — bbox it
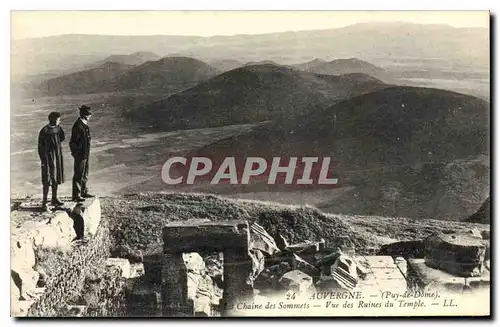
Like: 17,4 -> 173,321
79,105 -> 92,117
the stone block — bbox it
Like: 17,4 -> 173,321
162,253 -> 192,316
286,241 -> 322,255
143,252 -> 162,284
424,232 -> 486,277
407,258 -> 466,292
362,256 -> 397,268
316,250 -> 342,274
330,255 -> 358,290
335,237 -> 356,257
125,277 -> 162,316
378,240 -> 426,258
279,270 -> 313,294
163,220 -> 249,253
292,254 -> 320,277
73,197 -> 102,237
395,256 -> 408,277
250,223 -> 280,256
274,233 -> 290,251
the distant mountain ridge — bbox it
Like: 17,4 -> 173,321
101,56 -> 219,92
39,56 -> 218,95
41,61 -> 135,95
12,22 -> 489,79
292,58 -> 390,82
85,52 -> 160,69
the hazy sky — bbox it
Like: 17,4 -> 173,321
11,11 -> 489,39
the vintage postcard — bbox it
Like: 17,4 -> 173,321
10,11 -> 490,317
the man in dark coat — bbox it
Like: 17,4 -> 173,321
38,111 -> 65,208
70,105 -> 94,202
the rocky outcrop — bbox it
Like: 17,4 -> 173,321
10,197 -> 102,317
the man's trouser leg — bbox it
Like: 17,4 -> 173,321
81,159 -> 89,196
42,184 -> 50,206
72,158 -> 87,199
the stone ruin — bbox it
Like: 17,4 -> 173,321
161,220 -> 253,316
156,220 -> 491,317
10,197 -> 491,317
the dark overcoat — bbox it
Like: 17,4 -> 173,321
69,119 -> 91,159
38,124 -> 65,185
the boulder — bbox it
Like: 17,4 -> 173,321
424,232 -> 486,277
250,223 -> 280,256
279,270 -> 313,294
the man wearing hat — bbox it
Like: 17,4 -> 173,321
38,111 -> 65,209
70,105 -> 94,202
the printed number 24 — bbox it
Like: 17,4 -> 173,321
285,291 -> 296,300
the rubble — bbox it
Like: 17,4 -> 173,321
279,270 -> 313,294
12,193 -> 489,318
